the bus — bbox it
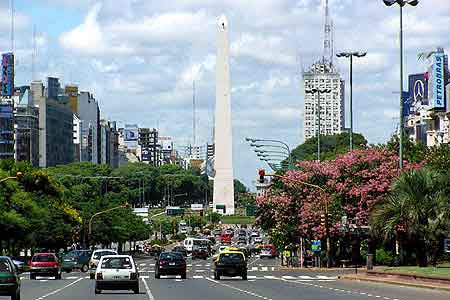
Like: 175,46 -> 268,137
183,238 -> 211,252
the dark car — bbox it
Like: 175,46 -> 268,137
214,251 -> 247,280
172,246 -> 188,257
29,253 -> 61,280
0,256 -> 20,300
191,246 -> 208,260
155,252 -> 186,279
61,250 -> 92,273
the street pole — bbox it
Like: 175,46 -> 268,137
317,92 -> 321,161
350,55 -> 353,151
399,5 -> 404,169
88,203 -> 129,247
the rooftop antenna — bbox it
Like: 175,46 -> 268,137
192,80 -> 196,146
32,25 -> 37,81
323,0 -> 332,66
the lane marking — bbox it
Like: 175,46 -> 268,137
141,275 -> 149,279
142,277 -> 156,300
261,267 -> 268,271
248,258 -> 260,266
195,269 -> 205,272
282,276 -> 296,279
140,263 -> 147,266
299,275 -> 313,279
205,277 -> 272,300
264,275 -> 276,279
33,278 -> 83,300
193,275 -> 204,279
251,267 -> 258,271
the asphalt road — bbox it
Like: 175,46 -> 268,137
4,255 -> 450,300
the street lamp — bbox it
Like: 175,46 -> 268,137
336,51 -> 367,151
304,89 -> 331,161
246,138 -> 293,170
382,0 -> 419,169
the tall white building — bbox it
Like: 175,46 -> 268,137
302,0 -> 345,141
303,62 -> 345,140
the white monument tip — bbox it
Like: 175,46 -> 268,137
217,15 -> 228,31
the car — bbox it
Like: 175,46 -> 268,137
94,255 -> 139,295
89,249 -> 118,279
0,256 -> 21,300
253,236 -> 263,243
220,233 -> 232,244
155,252 -> 186,279
61,250 -> 92,273
213,229 -> 222,237
191,246 -> 208,260
213,250 -> 247,280
172,246 -> 188,257
259,244 -> 277,259
10,258 -> 27,274
238,236 -> 247,244
251,231 -> 260,237
225,228 -> 234,237
238,230 -> 247,237
29,253 -> 61,280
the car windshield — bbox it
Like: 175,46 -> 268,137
32,255 -> 55,262
0,259 -> 12,272
219,253 -> 244,264
160,252 -> 183,260
101,257 -> 132,269
93,251 -> 116,260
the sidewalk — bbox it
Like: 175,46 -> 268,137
340,272 -> 450,292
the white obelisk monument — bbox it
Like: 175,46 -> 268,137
213,15 -> 234,215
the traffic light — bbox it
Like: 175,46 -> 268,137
320,214 -> 326,227
258,169 -> 265,183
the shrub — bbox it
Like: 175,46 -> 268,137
376,248 -> 395,266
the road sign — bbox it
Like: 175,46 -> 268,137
311,240 -> 321,252
445,239 -> 450,253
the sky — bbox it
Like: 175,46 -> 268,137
1,0 -> 449,187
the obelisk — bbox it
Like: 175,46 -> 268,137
213,15 -> 235,215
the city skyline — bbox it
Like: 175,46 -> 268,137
0,0 -> 449,185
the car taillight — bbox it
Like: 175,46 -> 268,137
6,277 -> 16,283
96,272 -> 103,280
159,260 -> 167,266
130,272 -> 137,280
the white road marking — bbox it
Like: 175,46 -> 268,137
140,263 -> 147,266
261,267 -> 268,271
175,279 -> 183,282
282,276 -> 296,279
299,275 -> 313,279
248,258 -> 260,266
67,276 -> 78,280
205,277 -> 272,300
251,267 -> 258,271
193,275 -> 204,279
187,264 -> 192,267
195,269 -> 205,272
196,264 -> 202,267
317,275 -> 336,279
264,275 -> 276,279
141,275 -> 149,279
142,277 -> 156,300
33,278 -> 83,300
248,276 -> 257,279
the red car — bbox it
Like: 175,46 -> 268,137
259,245 -> 277,259
220,233 -> 232,244
30,253 -> 62,280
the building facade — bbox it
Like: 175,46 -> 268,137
0,101 -> 14,160
303,61 -> 345,141
77,91 -> 100,164
139,128 -> 161,166
14,104 -> 39,166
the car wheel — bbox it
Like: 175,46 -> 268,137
133,285 -> 139,294
64,269 -> 71,273
214,272 -> 220,280
181,272 -> 186,279
242,273 -> 247,280
11,289 -> 20,300
81,264 -> 89,273
55,273 -> 62,280
155,269 -> 160,279
94,288 -> 101,294
90,273 -> 95,280
30,273 -> 35,280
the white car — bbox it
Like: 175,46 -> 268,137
89,249 -> 118,279
94,255 -> 139,294
254,236 -> 263,243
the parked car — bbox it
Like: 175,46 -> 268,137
213,250 -> 247,280
155,252 -> 186,279
172,246 -> 188,257
259,244 -> 277,259
10,258 -> 28,274
94,255 -> 139,295
191,246 -> 208,260
29,253 -> 61,280
61,250 -> 92,273
0,256 -> 21,300
89,249 -> 118,279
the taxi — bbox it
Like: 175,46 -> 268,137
213,250 -> 247,280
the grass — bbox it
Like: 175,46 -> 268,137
376,266 -> 450,279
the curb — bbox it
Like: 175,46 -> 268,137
279,267 -> 358,272
339,275 -> 450,292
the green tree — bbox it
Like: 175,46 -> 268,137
371,169 -> 450,266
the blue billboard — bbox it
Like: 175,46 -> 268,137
408,73 -> 428,106
1,53 -> 14,97
431,52 -> 445,109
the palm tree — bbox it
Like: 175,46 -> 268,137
371,169 -> 450,267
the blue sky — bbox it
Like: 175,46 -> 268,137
1,0 -> 449,187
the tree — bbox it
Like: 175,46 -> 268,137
371,169 -> 450,267
290,132 -> 367,162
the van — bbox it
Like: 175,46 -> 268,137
183,238 -> 211,252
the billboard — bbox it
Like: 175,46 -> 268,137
159,136 -> 172,151
1,53 -> 14,97
408,73 -> 428,107
124,124 -> 138,149
430,52 -> 445,109
141,147 -> 151,162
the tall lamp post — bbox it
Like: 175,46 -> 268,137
382,0 -> 419,169
246,138 -> 293,170
304,89 -> 331,161
336,51 -> 367,151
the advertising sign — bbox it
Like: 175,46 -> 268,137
159,136 -> 173,151
1,53 -> 14,97
124,124 -> 138,149
445,239 -> 450,253
408,73 -> 428,107
141,147 -> 151,162
190,204 -> 203,211
431,52 -> 445,109
311,240 -> 321,252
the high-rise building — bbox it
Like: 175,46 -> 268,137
302,0 -> 345,141
0,101 -> 14,160
15,104 -> 39,166
139,128 -> 160,166
47,77 -> 60,100
73,114 -> 82,162
77,91 -> 100,164
65,85 -> 78,113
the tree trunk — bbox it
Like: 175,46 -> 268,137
416,239 -> 428,267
